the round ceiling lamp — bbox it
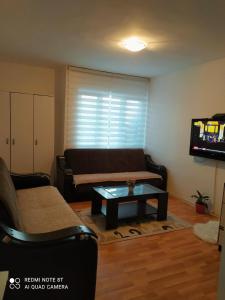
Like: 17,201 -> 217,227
121,37 -> 147,52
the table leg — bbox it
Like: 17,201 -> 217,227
106,200 -> 118,230
137,199 -> 147,218
157,193 -> 168,221
91,196 -> 102,215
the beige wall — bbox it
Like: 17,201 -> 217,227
54,66 -> 66,156
0,61 -> 54,95
146,57 -> 225,216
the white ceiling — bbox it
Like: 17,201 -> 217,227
1,0 -> 225,77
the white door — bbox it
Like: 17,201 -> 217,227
11,93 -> 34,173
34,95 -> 54,174
0,92 -> 10,168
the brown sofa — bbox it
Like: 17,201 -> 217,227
56,148 -> 167,202
0,157 -> 97,300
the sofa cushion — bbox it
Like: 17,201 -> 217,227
64,148 -> 146,174
16,186 -> 82,233
73,171 -> 162,186
0,158 -> 20,228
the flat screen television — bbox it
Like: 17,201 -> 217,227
190,118 -> 225,161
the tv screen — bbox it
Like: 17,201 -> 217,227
190,118 -> 225,161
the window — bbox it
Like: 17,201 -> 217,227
65,67 -> 149,149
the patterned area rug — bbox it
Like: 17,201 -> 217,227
75,204 -> 191,244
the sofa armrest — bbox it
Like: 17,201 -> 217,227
11,172 -> 50,190
57,155 -> 73,175
145,154 -> 167,190
0,222 -> 97,246
56,156 -> 74,200
0,222 -> 98,300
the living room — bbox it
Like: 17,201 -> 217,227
0,1 -> 225,299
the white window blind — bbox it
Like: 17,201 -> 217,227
65,68 -> 149,149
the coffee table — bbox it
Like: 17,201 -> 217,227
92,183 -> 168,229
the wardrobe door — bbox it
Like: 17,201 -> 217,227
34,95 -> 54,174
11,93 -> 34,173
0,92 -> 10,168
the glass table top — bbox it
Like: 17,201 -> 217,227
93,183 -> 166,200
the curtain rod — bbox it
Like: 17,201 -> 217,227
68,65 -> 150,82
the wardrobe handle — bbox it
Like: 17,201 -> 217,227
12,138 -> 15,145
34,139 -> 38,146
6,138 -> 9,145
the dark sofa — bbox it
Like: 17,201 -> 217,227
0,158 -> 97,300
57,148 -> 167,202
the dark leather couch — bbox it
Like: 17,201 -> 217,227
0,158 -> 98,300
57,148 -> 167,202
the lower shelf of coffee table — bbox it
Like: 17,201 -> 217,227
101,202 -> 158,220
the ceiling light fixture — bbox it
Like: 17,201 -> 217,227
121,37 -> 146,52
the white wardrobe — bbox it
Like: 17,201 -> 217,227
0,91 -> 54,174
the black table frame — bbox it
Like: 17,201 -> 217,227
92,184 -> 168,230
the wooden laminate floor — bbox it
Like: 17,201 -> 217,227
70,197 -> 220,300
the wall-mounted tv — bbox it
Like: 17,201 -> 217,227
190,118 -> 225,161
